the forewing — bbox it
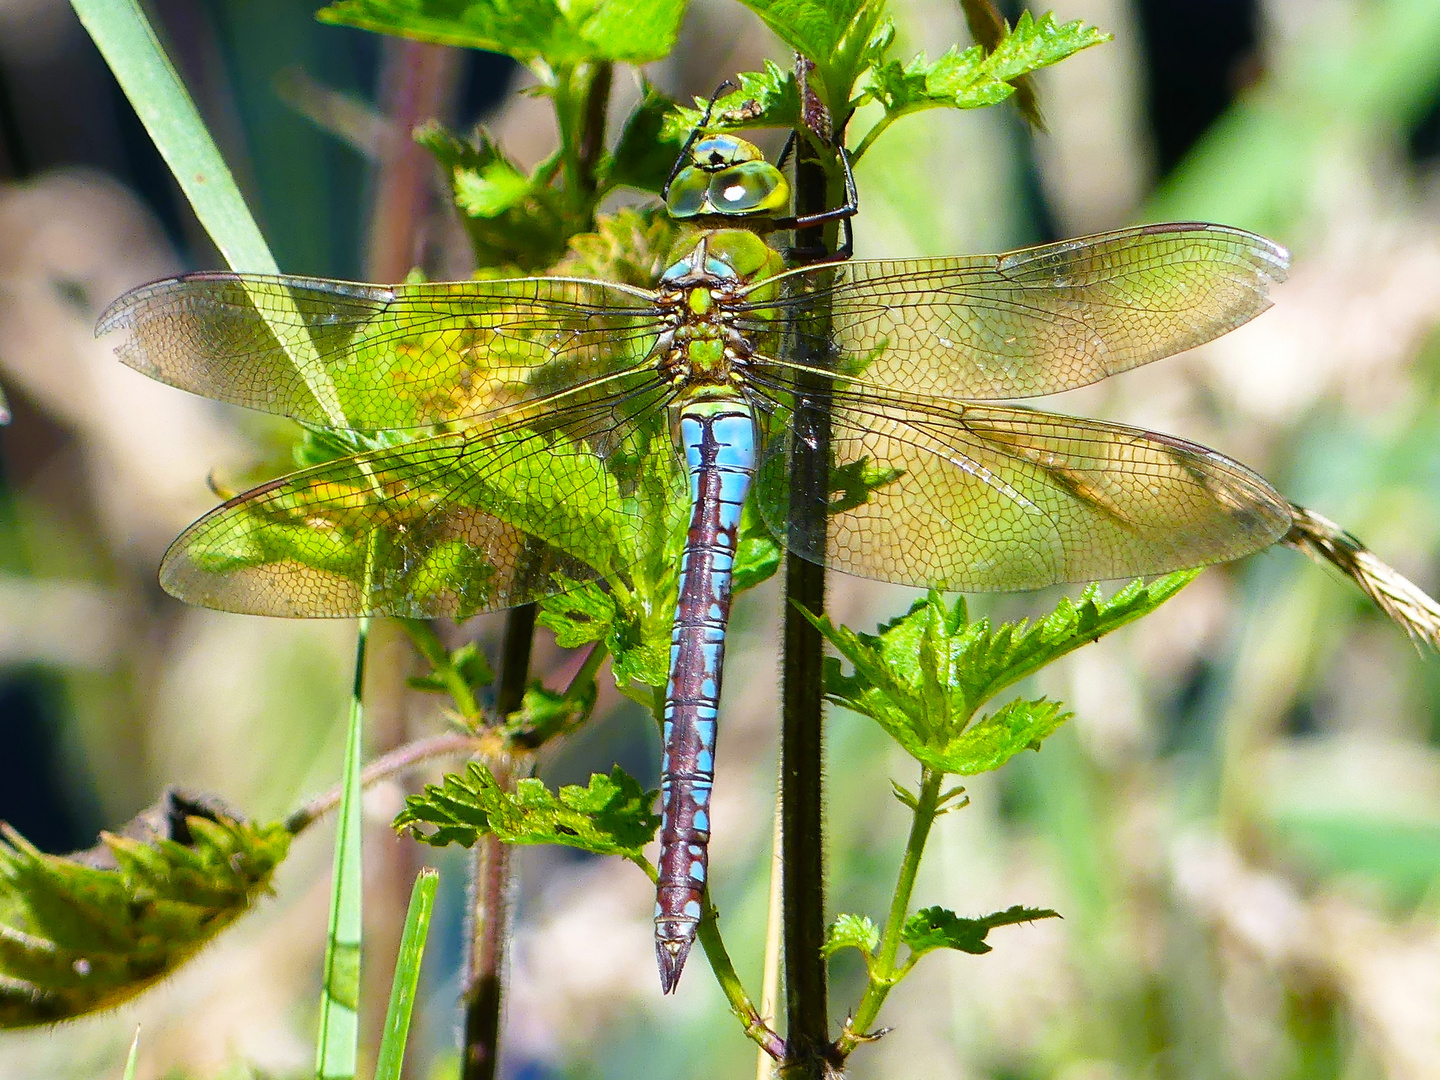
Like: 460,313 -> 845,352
743,224 -> 1287,400
161,386 -> 683,618
97,273 -> 662,429
753,389 -> 1293,592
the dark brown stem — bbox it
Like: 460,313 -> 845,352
462,752 -> 517,1080
779,53 -> 837,1080
576,60 -> 613,196
460,604 -> 535,1080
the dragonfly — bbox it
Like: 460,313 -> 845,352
97,124 -> 1296,992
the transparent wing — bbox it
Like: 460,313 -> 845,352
97,272 -> 663,429
160,384 -> 683,618
741,223 -> 1287,400
752,386 -> 1293,592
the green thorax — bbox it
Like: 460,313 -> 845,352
657,228 -> 785,394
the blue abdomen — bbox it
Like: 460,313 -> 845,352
653,401 -> 755,992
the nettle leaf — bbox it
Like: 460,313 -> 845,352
732,0 -> 888,114
664,63 -> 802,139
812,572 -> 1196,773
937,697 -> 1070,775
292,425 -> 415,469
415,121 -> 573,272
828,457 -> 903,516
901,904 -> 1059,958
0,791 -> 290,1027
551,206 -> 684,287
406,630 -> 496,701
822,913 -> 880,958
509,681 -> 598,744
600,83 -> 688,195
864,11 -> 1106,119
318,0 -> 687,65
733,501 -> 781,595
539,581 -> 671,689
396,763 -> 659,867
536,417 -> 687,696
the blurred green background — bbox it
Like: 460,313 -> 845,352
1,0 -> 1439,1077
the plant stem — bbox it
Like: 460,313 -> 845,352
756,793 -> 784,1080
462,751 -> 516,1080
779,54 -> 837,1080
576,60 -> 613,191
836,767 -> 944,1059
697,892 -> 786,1061
285,732 -> 484,834
563,642 -> 607,704
366,38 -> 458,281
496,603 -> 537,719
461,605 -> 536,1080
848,112 -> 895,165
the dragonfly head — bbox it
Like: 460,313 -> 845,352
665,134 -> 791,221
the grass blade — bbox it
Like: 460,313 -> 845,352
374,868 -> 440,1080
121,1027 -> 140,1080
71,0 -> 350,426
316,620 -> 370,1080
69,0 -> 277,274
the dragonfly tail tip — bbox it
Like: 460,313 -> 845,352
656,935 -> 695,994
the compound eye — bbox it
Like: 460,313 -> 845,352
665,167 -> 709,218
707,161 -> 790,215
692,135 -> 761,168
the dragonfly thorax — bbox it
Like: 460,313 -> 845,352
653,234 -> 773,388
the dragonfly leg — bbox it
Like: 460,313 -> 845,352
775,145 -> 857,261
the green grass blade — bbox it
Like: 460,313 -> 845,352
71,0 -> 351,427
374,869 -> 440,1080
316,619 -> 370,1080
68,0 -> 277,275
121,1027 -> 139,1080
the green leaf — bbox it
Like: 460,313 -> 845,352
901,904 -> 1059,958
864,12 -> 1107,119
415,121 -> 574,272
822,913 -> 880,958
599,83 -> 688,194
0,792 -> 290,1027
664,62 -> 802,139
508,681 -> 597,744
317,0 -> 688,64
731,0 -> 888,115
292,426 -> 413,470
934,697 -> 1070,775
732,502 -> 782,595
958,0 -> 1041,126
811,572 -> 1196,773
373,869 -> 438,1080
827,457 -> 904,516
403,631 -> 493,720
396,764 -> 659,867
538,581 -> 617,649
550,206 -> 683,287
532,415 -> 688,693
